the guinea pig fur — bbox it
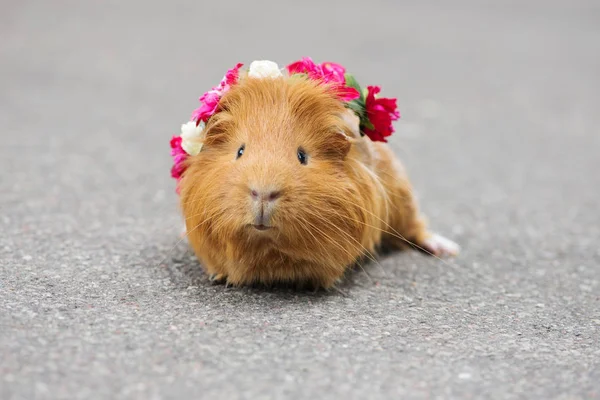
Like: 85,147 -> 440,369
179,76 -> 458,288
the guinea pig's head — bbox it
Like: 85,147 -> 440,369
180,77 -> 371,266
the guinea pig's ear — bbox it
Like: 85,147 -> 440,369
323,109 -> 361,157
323,129 -> 352,159
202,112 -> 234,146
339,109 -> 361,139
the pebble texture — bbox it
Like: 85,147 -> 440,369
1,0 -> 599,399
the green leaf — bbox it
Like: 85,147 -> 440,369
344,73 -> 362,93
346,99 -> 365,119
361,117 -> 374,131
289,73 -> 308,81
344,73 -> 367,103
362,87 -> 370,100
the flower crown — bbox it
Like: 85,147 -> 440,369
170,58 -> 400,193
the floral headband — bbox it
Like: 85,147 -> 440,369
170,57 -> 400,193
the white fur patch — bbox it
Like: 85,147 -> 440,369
422,233 -> 460,257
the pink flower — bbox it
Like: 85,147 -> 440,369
191,91 -> 220,122
191,63 -> 244,123
332,85 -> 360,102
362,86 -> 400,142
286,57 -> 359,101
321,62 -> 346,84
287,57 -> 320,78
211,62 -> 244,96
223,62 -> 243,87
287,57 -> 342,83
171,62 -> 245,193
170,135 -> 187,179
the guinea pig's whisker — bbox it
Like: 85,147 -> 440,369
286,215 -> 310,250
300,210 -> 377,283
150,187 -> 224,219
292,215 -> 343,257
289,214 -> 330,255
177,196 -> 218,209
283,213 -> 358,280
308,192 -> 452,266
301,207 -> 379,262
354,260 -> 374,283
311,202 -> 393,242
298,212 -> 371,267
181,209 -> 212,221
301,206 -> 384,279
211,213 -> 234,236
308,206 -> 383,253
301,222 -> 365,278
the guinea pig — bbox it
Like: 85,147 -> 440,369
179,76 -> 458,289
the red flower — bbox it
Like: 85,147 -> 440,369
170,135 -> 187,179
286,57 -> 359,101
362,86 -> 400,142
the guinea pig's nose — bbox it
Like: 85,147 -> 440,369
250,188 -> 281,202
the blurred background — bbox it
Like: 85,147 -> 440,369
1,1 -> 599,399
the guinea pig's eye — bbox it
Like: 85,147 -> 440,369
236,144 -> 245,159
297,148 -> 308,165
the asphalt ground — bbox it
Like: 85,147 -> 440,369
1,1 -> 599,399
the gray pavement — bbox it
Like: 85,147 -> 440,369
1,1 -> 599,399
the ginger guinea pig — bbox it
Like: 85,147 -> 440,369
178,73 -> 458,288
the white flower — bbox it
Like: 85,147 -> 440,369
180,120 -> 205,140
180,120 -> 205,156
181,140 -> 203,156
248,60 -> 283,79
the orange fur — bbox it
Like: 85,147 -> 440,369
179,77 -> 433,288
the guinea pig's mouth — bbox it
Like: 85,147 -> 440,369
251,224 -> 273,231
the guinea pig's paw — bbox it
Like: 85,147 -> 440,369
421,233 -> 460,258
179,223 -> 187,239
208,273 -> 227,284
